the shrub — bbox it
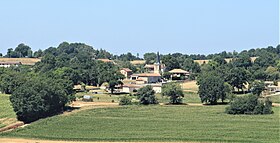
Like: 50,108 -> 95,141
225,94 -> 273,115
263,99 -> 273,114
119,96 -> 132,105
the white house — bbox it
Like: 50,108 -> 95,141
0,62 -> 21,68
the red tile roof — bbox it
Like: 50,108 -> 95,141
121,68 -> 132,72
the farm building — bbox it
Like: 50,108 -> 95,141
130,73 -> 161,84
122,84 -> 142,93
122,83 -> 162,93
264,81 -> 280,94
169,69 -> 190,80
120,68 -> 133,79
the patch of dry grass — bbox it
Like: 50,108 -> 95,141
130,60 -> 145,65
181,81 -> 198,92
0,58 -> 40,65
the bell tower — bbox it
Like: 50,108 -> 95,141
154,52 -> 161,74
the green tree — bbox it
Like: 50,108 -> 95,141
181,58 -> 201,73
162,55 -> 180,71
117,61 -> 137,73
14,43 -> 32,57
213,56 -> 227,65
136,85 -> 158,105
144,53 -> 157,64
162,83 -> 184,104
6,48 -> 18,58
197,71 -> 229,104
277,61 -> 280,71
232,54 -> 252,68
226,67 -> 251,91
10,76 -> 75,123
34,49 -> 43,58
108,80 -> 123,94
265,66 -> 279,81
0,69 -> 27,94
249,80 -> 265,96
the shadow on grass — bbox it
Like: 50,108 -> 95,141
203,102 -> 229,106
63,106 -> 81,112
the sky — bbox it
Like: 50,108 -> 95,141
0,0 -> 279,56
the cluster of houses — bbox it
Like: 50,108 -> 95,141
119,53 -> 190,93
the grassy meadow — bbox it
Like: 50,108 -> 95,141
0,94 -> 16,128
268,94 -> 280,103
75,92 -> 122,102
1,105 -> 279,143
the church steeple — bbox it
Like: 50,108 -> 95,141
156,52 -> 160,64
154,52 -> 161,74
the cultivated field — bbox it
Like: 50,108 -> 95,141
194,57 -> 258,65
130,60 -> 145,65
1,105 -> 279,142
0,94 -> 16,128
0,58 -> 40,65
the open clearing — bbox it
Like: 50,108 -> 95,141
181,81 -> 198,92
1,105 -> 279,143
0,58 -> 40,65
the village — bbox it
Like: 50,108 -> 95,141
0,53 -> 279,100
0,0 -> 279,142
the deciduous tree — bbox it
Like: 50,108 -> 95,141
162,83 -> 184,104
136,85 -> 158,105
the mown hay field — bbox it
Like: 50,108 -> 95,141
0,58 -> 40,65
0,94 -> 16,128
1,105 -> 279,143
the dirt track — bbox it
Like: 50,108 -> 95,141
0,138 -> 203,143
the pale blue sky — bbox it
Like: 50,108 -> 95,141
0,0 -> 279,56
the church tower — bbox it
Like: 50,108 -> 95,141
154,52 -> 161,74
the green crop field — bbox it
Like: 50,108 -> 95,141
0,94 -> 16,128
1,105 -> 279,142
